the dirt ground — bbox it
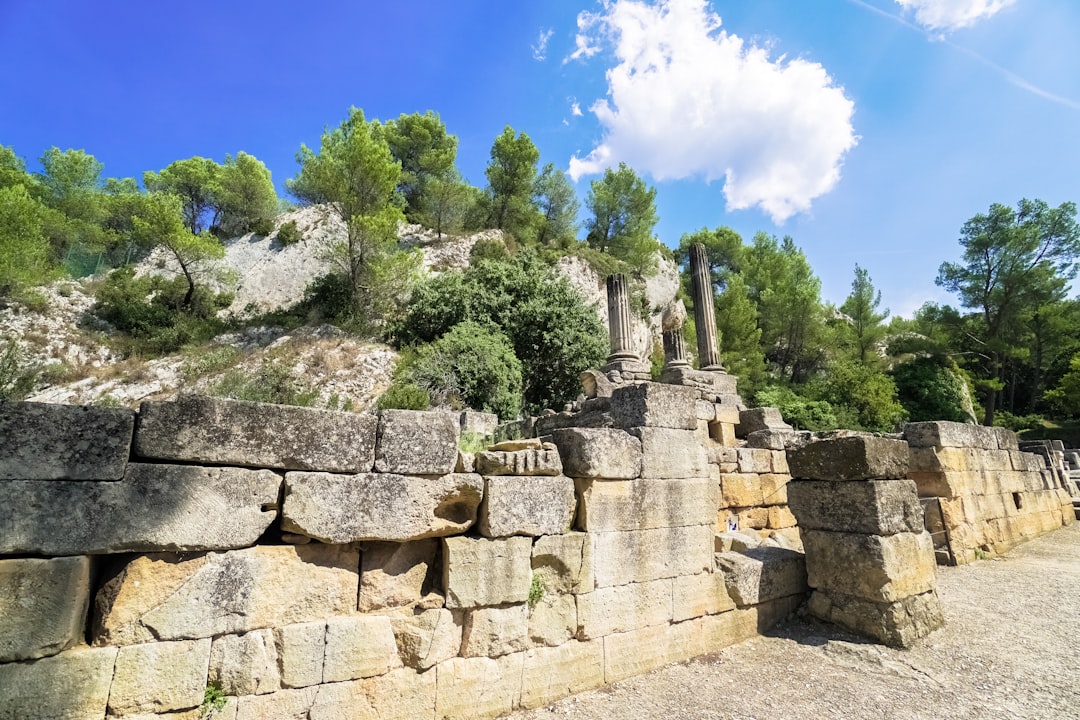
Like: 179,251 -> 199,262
510,521 -> 1080,720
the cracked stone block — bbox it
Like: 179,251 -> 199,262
0,401 -> 134,480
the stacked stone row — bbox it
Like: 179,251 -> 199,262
786,435 -> 944,648
904,421 -> 1076,564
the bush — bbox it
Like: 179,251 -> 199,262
812,360 -> 908,432
0,339 -> 38,401
891,356 -> 975,423
276,220 -> 303,245
406,321 -> 523,420
753,385 -> 839,431
208,362 -> 318,407
250,217 -> 275,237
469,236 -> 510,263
993,411 -> 1045,432
376,382 -> 431,412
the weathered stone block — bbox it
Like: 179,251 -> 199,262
357,539 -> 436,612
374,409 -> 459,474
0,463 -> 281,555
0,645 -> 117,720
519,640 -> 605,709
695,399 -> 717,421
590,525 -> 713,588
93,545 -> 359,646
529,593 -> 577,646
550,428 -> 642,479
0,556 -> 90,662
135,395 -> 376,473
576,578 -> 672,639
479,475 -> 576,537
809,588 -> 944,648
767,505 -> 798,529
709,420 -> 738,446
714,547 -> 808,607
109,639 -> 211,715
391,608 -> 462,670
475,448 -> 562,476
801,530 -> 937,603
788,435 -> 909,481
715,531 -> 761,553
610,381 -> 699,430
0,401 -> 134,481
908,446 -> 978,473
908,470 -> 975,498
273,621 -> 325,689
736,407 -> 791,438
720,473 -> 764,508
323,615 -> 401,683
787,478 -> 924,536
672,571 -> 736,621
461,603 -> 529,657
209,629 -> 280,696
435,653 -> 523,720
735,448 -> 772,474
903,421 -> 996,449
759,473 -> 790,506
282,472 -> 483,543
307,668 -> 436,720
575,477 -> 717,532
532,532 -> 591,594
602,624 -> 676,684
234,686 -> 319,720
442,536 -> 532,608
633,427 -> 709,479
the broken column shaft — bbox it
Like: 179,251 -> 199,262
605,274 -> 638,364
689,243 -> 723,371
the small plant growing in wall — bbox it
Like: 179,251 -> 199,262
199,684 -> 227,718
528,572 -> 546,609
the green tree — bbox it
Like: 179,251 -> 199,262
584,162 -> 659,272
143,156 -> 222,235
287,108 -> 407,317
384,111 -> 458,220
840,264 -> 889,364
0,184 -> 55,298
420,170 -> 470,239
675,226 -> 744,291
715,274 -> 766,392
1045,352 -> 1080,418
533,162 -> 579,248
216,152 -> 278,236
0,145 -> 32,191
936,198 -> 1080,425
484,126 -> 540,238
813,360 -> 908,431
891,355 -> 976,423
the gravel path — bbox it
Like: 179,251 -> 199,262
510,521 -> 1080,720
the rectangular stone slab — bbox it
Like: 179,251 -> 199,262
589,524 -> 714,588
549,427 -> 643,480
374,409 -> 459,475
903,421 -> 997,449
135,395 -> 376,473
0,463 -> 281,555
787,435 -> 909,481
0,645 -> 118,720
801,529 -> 937,603
479,475 -> 576,537
442,536 -> 532,608
787,478 -> 925,535
0,556 -> 91,662
575,477 -> 717,531
0,401 -> 134,480
609,382 -> 700,430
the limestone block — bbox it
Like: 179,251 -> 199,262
709,421 -> 738,446
736,407 -> 792,438
809,588 -> 944,648
0,556 -> 90,662
234,686 -> 319,720
633,427 -> 709,479
458,410 -> 499,438
93,545 -> 359,646
575,477 -> 717,532
392,608 -> 462,669
281,472 -> 483,543
904,420 -> 997,449
307,668 -> 436,720
109,639 -> 211,715
770,527 -> 804,553
610,382 -> 699,430
801,530 -> 937,603
735,448 -> 773,474
733,507 -> 769,530
787,478 -> 924,536
771,450 -> 790,474
479,475 -> 576,537
519,640 -> 605,709
714,531 -> 760,553
744,429 -> 784,451
602,624 -> 676,683
759,473 -> 790,505
529,593 -> 577,646
695,399 -> 717,421
357,539 -> 437,612
209,629 -> 280,696
0,645 -> 118,720
0,463 -> 281,555
442,536 -> 532,608
993,426 -> 1020,451
323,615 -> 401,683
532,532 -> 591,594
714,547 -> 808,607
374,409 -> 459,474
908,470 -> 975,498
720,473 -> 764,507
461,603 -> 529,657
589,525 -> 713,588
576,578 -> 672,639
669,607 -> 761,660
475,448 -> 562,476
435,653 -> 524,720
908,446 -> 978,473
767,505 -> 798,529
672,571 -> 736,621
273,621 -> 326,689
788,435 -> 909,482
455,451 -> 475,473
0,401 -> 134,481
714,404 -> 741,425
549,428 -> 642,479
135,395 -> 376,473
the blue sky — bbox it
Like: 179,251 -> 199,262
2,0 -> 1078,317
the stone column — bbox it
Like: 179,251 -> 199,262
605,274 -> 638,364
689,243 -> 723,371
662,329 -> 689,369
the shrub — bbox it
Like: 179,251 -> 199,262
812,360 -> 908,432
250,217 -> 275,237
276,219 -> 303,245
469,236 -> 511,263
753,384 -> 838,431
0,339 -> 38,401
376,382 -> 430,412
891,356 -> 975,423
209,362 -> 318,407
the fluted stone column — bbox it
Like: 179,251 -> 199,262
690,243 -> 723,371
605,274 -> 638,363
662,329 -> 689,369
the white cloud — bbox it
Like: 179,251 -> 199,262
571,100 -> 583,116
894,0 -> 1016,32
532,28 -> 555,61
567,0 -> 857,224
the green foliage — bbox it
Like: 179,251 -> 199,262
715,274 -> 765,394
1045,351 -> 1080,418
0,339 -> 39,401
992,411 -> 1046,432
469,236 -> 511,263
676,227 -> 744,290
199,684 -> 228,718
584,162 -> 659,274
144,156 -> 222,234
812,360 -> 908,432
528,573 -> 546,609
484,126 -> 540,239
891,356 -> 975,423
376,382 -> 431,412
753,385 -> 838,431
458,431 -> 490,453
250,217 -> 275,236
840,264 -> 889,364
217,152 -> 278,236
533,162 -> 579,248
276,219 -> 303,245
0,145 -> 31,191
0,184 -> 56,299
384,111 -> 459,220
405,321 -> 523,420
180,345 -> 241,382
396,252 -> 607,415
420,171 -> 471,238
209,362 -> 319,407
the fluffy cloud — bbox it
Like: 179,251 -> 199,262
894,0 -> 1016,31
532,28 -> 554,61
567,0 -> 857,223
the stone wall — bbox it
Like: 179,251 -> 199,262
904,421 -> 1076,565
0,387 -> 808,720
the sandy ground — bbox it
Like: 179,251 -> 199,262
509,521 -> 1080,720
